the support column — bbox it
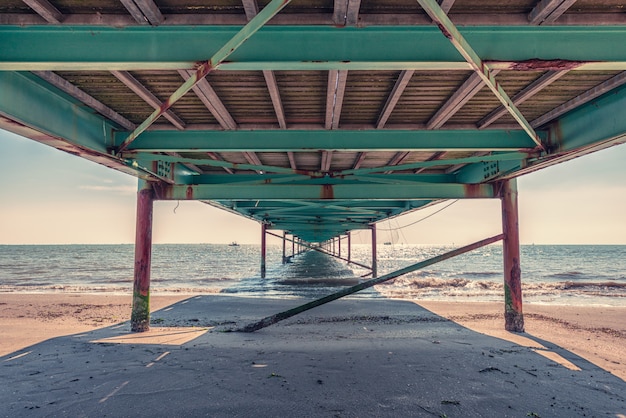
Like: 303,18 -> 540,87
282,231 -> 287,264
131,181 -> 154,332
371,224 -> 378,278
291,234 -> 295,258
501,179 -> 524,332
338,235 -> 342,259
261,223 -> 267,278
347,232 -> 351,264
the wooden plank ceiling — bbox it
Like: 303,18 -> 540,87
1,0 -> 625,242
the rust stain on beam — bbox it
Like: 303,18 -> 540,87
321,184 -> 335,199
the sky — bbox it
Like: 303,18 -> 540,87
1,128 -> 625,245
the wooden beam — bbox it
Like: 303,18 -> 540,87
377,70 -> 415,129
120,0 -> 163,25
478,70 -> 568,129
21,0 -> 63,23
414,151 -> 446,174
263,70 -> 287,129
111,70 -> 185,130
384,151 -> 410,174
207,152 -> 234,175
321,150 -> 333,172
32,71 -> 135,130
528,0 -> 577,25
531,71 -> 626,128
241,0 -> 259,20
325,70 -> 348,130
353,152 -> 367,170
287,152 -> 297,170
243,151 -> 264,174
427,71 -> 500,130
178,69 -> 237,130
438,0 -> 456,14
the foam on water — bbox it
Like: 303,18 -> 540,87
1,244 -> 625,306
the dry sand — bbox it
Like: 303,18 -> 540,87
1,293 -> 624,381
1,293 -> 625,417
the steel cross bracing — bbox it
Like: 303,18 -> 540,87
1,0 -> 625,242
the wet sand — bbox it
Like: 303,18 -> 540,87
1,293 -> 624,381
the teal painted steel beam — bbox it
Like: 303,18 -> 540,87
2,26 -> 626,71
339,152 -> 531,176
117,0 -> 293,154
417,0 -> 542,149
120,129 -> 538,152
187,173 -> 455,186
0,71 -> 112,152
157,183 -> 495,200
544,82 -> 626,154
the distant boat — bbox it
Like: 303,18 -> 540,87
228,242 -> 240,247
383,242 -> 392,246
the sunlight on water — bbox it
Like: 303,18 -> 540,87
1,244 -> 625,306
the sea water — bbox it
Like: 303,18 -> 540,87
0,244 -> 625,306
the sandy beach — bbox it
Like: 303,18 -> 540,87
1,293 -> 624,381
1,293 -> 625,417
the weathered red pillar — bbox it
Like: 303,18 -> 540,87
501,179 -> 525,332
291,234 -> 295,257
371,224 -> 378,278
261,223 -> 267,278
131,181 -> 154,332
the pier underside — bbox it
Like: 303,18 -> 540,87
1,0 -> 625,331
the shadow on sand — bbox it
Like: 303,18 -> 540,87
2,295 -> 625,417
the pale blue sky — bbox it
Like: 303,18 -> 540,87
1,128 -> 625,245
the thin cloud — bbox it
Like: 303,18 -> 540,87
79,185 -> 136,194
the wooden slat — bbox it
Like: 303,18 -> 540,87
478,70 -> 568,128
377,70 -> 415,129
21,0 -> 62,23
111,70 -> 185,130
178,70 -> 237,130
528,0 -> 578,25
325,70 -> 349,129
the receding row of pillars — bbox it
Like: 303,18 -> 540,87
130,179 -> 524,333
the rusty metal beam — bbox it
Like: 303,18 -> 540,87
32,71 -> 135,130
427,71 -> 499,130
111,70 -> 186,130
178,69 -> 237,130
417,0 -> 544,150
239,234 -> 504,332
326,70 -> 349,130
377,70 -> 415,129
116,0 -> 293,153
528,0 -> 577,25
531,71 -> 626,128
21,0 -> 63,23
120,0 -> 163,25
478,70 -> 569,129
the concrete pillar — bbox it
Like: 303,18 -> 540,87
131,181 -> 154,332
501,179 -> 524,332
